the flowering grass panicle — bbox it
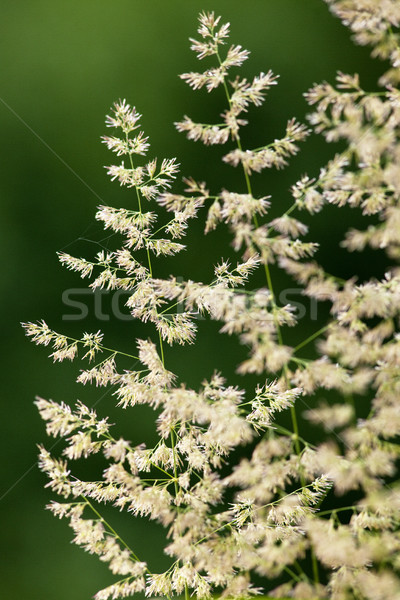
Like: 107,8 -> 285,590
24,4 -> 400,600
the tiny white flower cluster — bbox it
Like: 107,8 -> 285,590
176,12 -> 278,146
25,6 -> 400,600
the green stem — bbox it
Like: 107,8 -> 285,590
126,135 -> 153,276
311,549 -> 320,585
84,497 -> 144,565
290,405 -> 301,458
217,39 -> 308,497
170,428 -> 179,497
273,424 -> 315,449
126,129 -> 181,502
317,506 -> 357,518
283,565 -> 303,584
294,325 -> 329,353
63,334 -> 139,361
217,50 -> 253,197
215,44 -> 325,589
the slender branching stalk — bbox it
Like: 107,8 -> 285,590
24,4 -> 400,599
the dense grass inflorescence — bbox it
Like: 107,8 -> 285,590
24,3 -> 400,599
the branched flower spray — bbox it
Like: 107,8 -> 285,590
24,4 -> 400,599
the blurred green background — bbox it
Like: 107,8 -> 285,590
1,1 -> 386,598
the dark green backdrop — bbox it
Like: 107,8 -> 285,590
1,2 -> 384,598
